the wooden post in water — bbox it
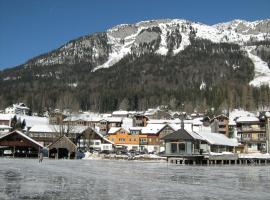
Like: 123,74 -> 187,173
13,146 -> 15,158
56,148 -> 59,159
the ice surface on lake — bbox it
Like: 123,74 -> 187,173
0,158 -> 270,200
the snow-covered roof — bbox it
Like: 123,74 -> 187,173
29,124 -> 87,134
107,117 -> 122,123
187,130 -> 205,140
129,127 -> 143,131
229,109 -> 255,125
108,127 -> 121,134
0,114 -> 14,121
18,115 -> 49,128
195,131 -> 238,147
147,119 -> 181,124
0,125 -> 11,129
63,112 -> 102,122
192,117 -> 204,126
112,110 -> 128,115
236,116 -> 259,123
0,130 -> 43,148
141,124 -> 166,134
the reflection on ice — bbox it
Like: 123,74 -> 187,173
0,158 -> 270,200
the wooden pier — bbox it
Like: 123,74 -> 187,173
167,154 -> 270,166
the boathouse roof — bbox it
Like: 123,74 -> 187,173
161,128 -> 203,141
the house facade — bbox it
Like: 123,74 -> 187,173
107,127 -> 139,150
77,127 -> 113,151
161,127 -> 203,156
236,116 -> 267,153
211,115 -> 229,136
5,103 -> 30,115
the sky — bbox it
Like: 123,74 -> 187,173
0,0 -> 270,69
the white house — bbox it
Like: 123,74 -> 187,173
5,103 -> 30,115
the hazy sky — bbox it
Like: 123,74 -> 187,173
0,0 -> 269,69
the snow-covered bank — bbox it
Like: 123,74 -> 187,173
239,153 -> 270,159
82,151 -> 166,161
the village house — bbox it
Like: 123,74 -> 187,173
161,122 -> 237,156
211,114 -> 229,136
107,127 -> 139,150
5,103 -> 30,115
77,127 -> 114,152
144,109 -> 171,119
47,135 -> 77,159
0,114 -> 13,135
62,114 -> 123,136
0,130 -> 43,157
236,116 -> 267,153
27,124 -> 86,146
133,114 -> 149,127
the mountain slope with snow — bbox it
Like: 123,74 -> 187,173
1,19 -> 270,89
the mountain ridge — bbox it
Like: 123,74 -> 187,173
0,18 -> 270,113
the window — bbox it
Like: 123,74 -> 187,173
171,143 -> 177,153
140,138 -> 147,142
111,138 -> 115,142
179,143 -> 186,152
119,138 -> 125,142
95,142 -> 100,145
149,138 -> 152,142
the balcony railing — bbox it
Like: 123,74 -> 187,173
139,141 -> 148,145
239,137 -> 267,142
237,127 -> 266,132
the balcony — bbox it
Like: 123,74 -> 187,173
237,127 -> 266,132
139,141 -> 148,145
239,137 -> 267,142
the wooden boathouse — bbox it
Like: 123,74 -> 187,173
47,135 -> 77,159
0,130 -> 43,157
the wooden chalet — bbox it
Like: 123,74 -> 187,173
77,127 -> 114,151
47,135 -> 77,159
0,130 -> 43,157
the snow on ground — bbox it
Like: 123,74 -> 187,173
239,153 -> 270,159
18,115 -> 49,128
246,46 -> 270,87
155,23 -> 169,55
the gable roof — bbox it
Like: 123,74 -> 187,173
47,135 -> 77,152
161,128 -> 203,141
82,127 -> 114,145
0,130 -> 43,148
195,131 -> 238,147
108,127 -> 122,134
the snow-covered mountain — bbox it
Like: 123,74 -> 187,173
19,19 -> 270,87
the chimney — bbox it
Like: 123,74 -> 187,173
181,114 -> 184,130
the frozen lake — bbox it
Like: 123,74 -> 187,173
0,158 -> 270,200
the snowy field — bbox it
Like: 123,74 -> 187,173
0,158 -> 270,200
